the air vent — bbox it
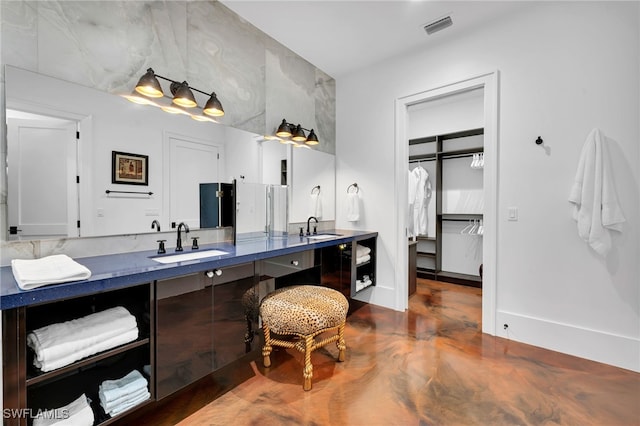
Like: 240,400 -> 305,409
423,15 -> 453,35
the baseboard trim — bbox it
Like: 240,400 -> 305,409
496,310 -> 640,372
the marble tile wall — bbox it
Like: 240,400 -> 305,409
0,0 -> 335,264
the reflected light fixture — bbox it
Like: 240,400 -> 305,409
273,118 -> 320,146
127,68 -> 224,120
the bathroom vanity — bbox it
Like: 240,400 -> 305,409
1,230 -> 376,425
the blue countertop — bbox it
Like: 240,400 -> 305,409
0,230 -> 377,310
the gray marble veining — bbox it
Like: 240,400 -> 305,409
0,0 -> 335,145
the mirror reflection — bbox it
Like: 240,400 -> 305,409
3,66 -> 335,242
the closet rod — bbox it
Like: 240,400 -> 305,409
409,154 -> 437,162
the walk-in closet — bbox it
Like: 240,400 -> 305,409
407,88 -> 484,288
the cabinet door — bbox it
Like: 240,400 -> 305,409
156,273 -> 213,400
212,275 -> 257,370
321,243 -> 352,298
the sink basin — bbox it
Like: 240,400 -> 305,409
151,249 -> 228,264
306,233 -> 342,240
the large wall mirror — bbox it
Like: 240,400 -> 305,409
2,66 -> 335,242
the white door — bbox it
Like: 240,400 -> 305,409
168,135 -> 220,229
7,118 -> 78,239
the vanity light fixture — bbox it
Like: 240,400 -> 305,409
274,118 -> 319,146
127,68 -> 225,120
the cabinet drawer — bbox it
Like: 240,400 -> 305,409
157,272 -> 209,300
260,250 -> 316,278
209,262 -> 254,286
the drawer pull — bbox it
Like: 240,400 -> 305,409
206,269 -> 223,278
291,260 -> 299,266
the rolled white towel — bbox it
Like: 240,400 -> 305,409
11,254 -> 91,290
356,254 -> 371,265
33,328 -> 139,372
27,307 -> 137,371
32,393 -> 94,426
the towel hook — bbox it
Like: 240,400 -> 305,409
347,183 -> 359,194
535,136 -> 544,145
311,185 -> 321,195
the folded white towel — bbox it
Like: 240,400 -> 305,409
27,306 -> 138,372
32,393 -> 94,426
99,370 -> 150,416
99,370 -> 148,405
568,128 -> 625,256
106,389 -> 150,416
355,244 -> 371,257
11,254 -> 91,290
346,192 -> 360,222
310,193 -> 323,219
356,254 -> 371,265
33,328 -> 139,372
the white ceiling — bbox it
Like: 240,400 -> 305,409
220,0 -> 530,78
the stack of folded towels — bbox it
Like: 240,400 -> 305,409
99,369 -> 150,417
32,393 -> 94,426
27,306 -> 138,372
355,244 -> 371,265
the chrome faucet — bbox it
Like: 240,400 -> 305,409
306,216 -> 318,236
176,222 -> 189,252
151,220 -> 161,232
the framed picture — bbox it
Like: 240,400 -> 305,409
112,151 -> 149,185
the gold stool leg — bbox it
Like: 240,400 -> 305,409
337,321 -> 346,362
303,335 -> 313,391
262,325 -> 273,368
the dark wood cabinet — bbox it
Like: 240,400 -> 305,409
211,263 -> 258,370
155,262 -> 256,399
156,273 -> 213,400
3,284 -> 152,426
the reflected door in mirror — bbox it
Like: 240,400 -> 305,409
7,118 -> 79,239
169,135 -> 220,229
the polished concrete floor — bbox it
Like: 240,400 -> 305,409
126,280 -> 640,425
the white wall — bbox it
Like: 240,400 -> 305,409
336,2 -> 639,371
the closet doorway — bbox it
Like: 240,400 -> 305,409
395,72 -> 498,335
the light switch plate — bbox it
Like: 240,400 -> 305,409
508,207 -> 518,221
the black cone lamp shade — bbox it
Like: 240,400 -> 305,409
203,93 -> 225,117
135,68 -> 163,98
292,124 -> 307,142
171,82 -> 197,108
276,119 -> 292,138
305,129 -> 319,145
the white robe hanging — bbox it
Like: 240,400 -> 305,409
409,166 -> 431,237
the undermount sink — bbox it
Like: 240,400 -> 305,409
151,249 -> 228,264
306,233 -> 343,240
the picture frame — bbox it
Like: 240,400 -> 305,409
112,151 -> 149,185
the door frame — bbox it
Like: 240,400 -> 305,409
394,71 -> 499,335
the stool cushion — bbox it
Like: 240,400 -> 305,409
260,285 -> 348,336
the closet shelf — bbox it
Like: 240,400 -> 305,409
416,236 -> 436,242
417,252 -> 436,259
26,337 -> 150,386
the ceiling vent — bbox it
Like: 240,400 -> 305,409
423,15 -> 453,35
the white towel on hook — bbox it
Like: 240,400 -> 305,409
310,193 -> 322,219
346,192 -> 360,222
568,128 -> 625,256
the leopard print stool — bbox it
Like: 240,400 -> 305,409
259,285 -> 348,391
